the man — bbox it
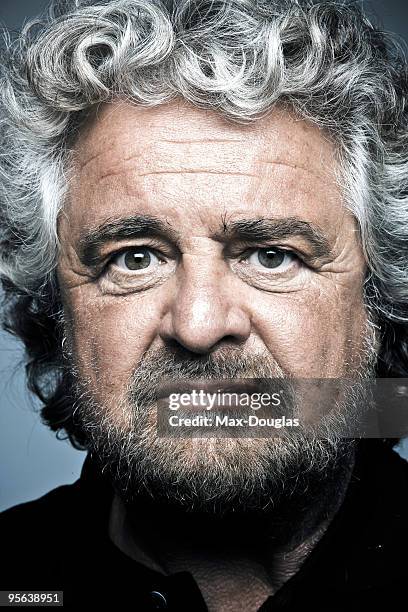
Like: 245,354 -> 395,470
0,0 -> 407,610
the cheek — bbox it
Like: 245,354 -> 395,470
65,291 -> 160,397
253,285 -> 367,377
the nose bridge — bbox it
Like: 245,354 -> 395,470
160,251 -> 250,353
180,253 -> 224,321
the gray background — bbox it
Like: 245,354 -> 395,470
1,0 -> 408,512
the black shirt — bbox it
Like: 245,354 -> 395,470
1,439 -> 407,610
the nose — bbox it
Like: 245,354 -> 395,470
158,255 -> 251,354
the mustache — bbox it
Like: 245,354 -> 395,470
125,345 -> 286,407
124,342 -> 378,427
128,345 -> 285,383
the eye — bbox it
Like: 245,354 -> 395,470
245,247 -> 298,271
111,247 -> 162,272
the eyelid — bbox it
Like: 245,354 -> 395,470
105,242 -> 168,267
116,247 -> 161,268
246,246 -> 326,271
245,246 -> 298,266
101,243 -> 306,277
237,245 -> 300,261
94,244 -> 167,280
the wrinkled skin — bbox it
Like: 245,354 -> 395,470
57,99 -> 370,611
58,99 -> 367,393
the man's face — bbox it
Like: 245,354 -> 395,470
57,99 -> 373,512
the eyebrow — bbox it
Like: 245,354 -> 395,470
78,213 -> 332,268
78,215 -> 181,267
218,216 -> 332,258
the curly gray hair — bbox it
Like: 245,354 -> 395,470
0,0 -> 407,448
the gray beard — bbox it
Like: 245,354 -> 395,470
64,317 -> 379,519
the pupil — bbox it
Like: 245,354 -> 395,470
124,248 -> 151,270
258,248 -> 285,268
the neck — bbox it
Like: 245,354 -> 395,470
109,445 -> 356,608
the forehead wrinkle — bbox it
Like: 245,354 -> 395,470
82,140 -> 249,180
98,168 -> 259,181
77,134 -> 335,190
77,148 -> 143,176
77,136 -> 246,176
257,158 -> 333,185
156,138 -> 246,144
76,149 -> 105,173
94,160 -> 332,188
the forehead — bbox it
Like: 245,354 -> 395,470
66,98 -> 344,236
73,98 -> 336,175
